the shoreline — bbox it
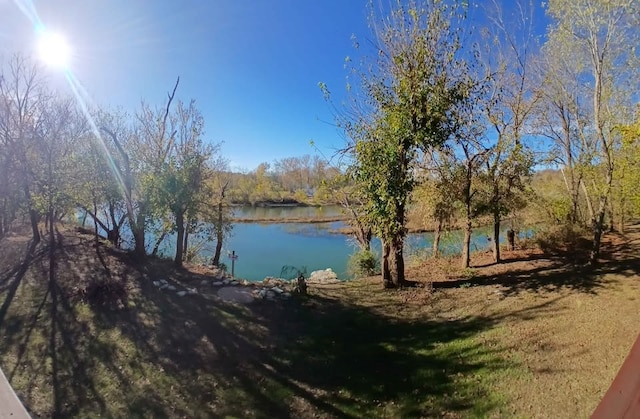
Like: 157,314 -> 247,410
231,215 -> 348,224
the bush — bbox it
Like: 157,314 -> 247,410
81,279 -> 128,309
535,223 -> 592,262
348,249 -> 379,278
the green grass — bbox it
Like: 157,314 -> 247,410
0,231 -> 518,417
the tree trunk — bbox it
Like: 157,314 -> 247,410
432,218 -> 442,258
107,203 -> 121,247
590,167 -> 613,264
174,210 -> 185,267
607,202 -> 615,232
381,240 -> 392,288
212,200 -> 225,266
388,235 -> 405,287
183,226 -> 189,260
590,203 -> 606,263
151,229 -> 168,257
133,210 -> 146,259
580,180 -> 594,223
492,212 -> 501,263
28,205 -> 40,243
461,218 -> 471,269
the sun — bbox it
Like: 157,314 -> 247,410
37,31 -> 71,69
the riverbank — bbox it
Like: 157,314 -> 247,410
232,215 -> 347,224
1,224 -> 638,416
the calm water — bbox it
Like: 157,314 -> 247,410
222,221 -> 500,281
85,206 -> 519,281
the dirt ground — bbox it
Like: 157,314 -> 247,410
0,223 -> 639,417
302,225 -> 640,417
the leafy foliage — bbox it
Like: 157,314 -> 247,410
348,249 -> 379,278
337,0 -> 476,287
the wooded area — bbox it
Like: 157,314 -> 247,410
322,0 -> 640,287
1,0 -> 639,285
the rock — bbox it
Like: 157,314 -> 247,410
200,280 -> 209,286
167,285 -> 177,291
282,292 -> 292,298
159,284 -> 169,290
187,288 -> 197,295
222,279 -> 231,285
212,281 -> 224,286
258,289 -> 267,299
265,290 -> 276,300
153,281 -> 161,287
229,280 -> 239,286
308,268 -> 339,284
176,291 -> 187,297
271,286 -> 284,294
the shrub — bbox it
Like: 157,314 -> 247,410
535,223 -> 592,262
461,267 -> 477,279
81,279 -> 128,309
348,249 -> 379,278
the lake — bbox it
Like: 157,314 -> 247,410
85,206 -> 518,281
207,206 -> 509,281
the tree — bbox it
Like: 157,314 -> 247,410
74,110 -> 129,247
208,160 -> 234,266
100,78 -> 180,259
612,111 -> 640,232
0,55 -> 47,243
478,0 -> 537,263
545,0 -> 640,262
337,0 -> 474,288
414,153 -> 459,258
535,33 -> 592,226
35,97 -> 85,247
452,136 -> 487,269
153,100 -> 216,267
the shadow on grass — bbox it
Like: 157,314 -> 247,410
435,229 -> 640,296
0,229 -> 569,417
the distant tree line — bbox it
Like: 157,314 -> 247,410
226,155 -> 342,206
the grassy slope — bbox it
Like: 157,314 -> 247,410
0,225 -> 639,418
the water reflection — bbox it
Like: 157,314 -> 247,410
83,207 -> 527,282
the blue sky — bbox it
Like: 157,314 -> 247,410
1,0 -> 550,171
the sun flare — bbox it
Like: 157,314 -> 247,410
37,31 -> 71,68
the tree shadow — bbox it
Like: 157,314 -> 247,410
0,227 -> 601,417
435,229 -> 640,296
88,262 -> 559,419
0,238 -> 43,324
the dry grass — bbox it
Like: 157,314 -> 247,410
0,223 -> 639,417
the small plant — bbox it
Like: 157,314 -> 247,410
459,282 -> 472,289
81,279 -> 128,309
348,249 -> 379,278
461,267 -> 477,279
216,262 -> 228,272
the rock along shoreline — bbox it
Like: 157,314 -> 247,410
151,267 -> 341,304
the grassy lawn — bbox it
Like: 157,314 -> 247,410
1,225 -> 639,417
